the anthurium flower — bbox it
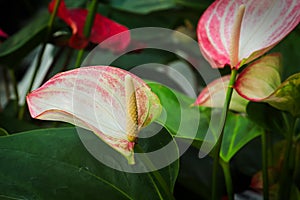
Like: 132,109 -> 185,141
194,53 -> 279,112
49,0 -> 130,52
194,75 -> 249,113
235,53 -> 282,101
197,0 -> 300,69
26,66 -> 162,164
196,53 -> 300,117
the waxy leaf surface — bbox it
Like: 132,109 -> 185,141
0,127 -> 178,200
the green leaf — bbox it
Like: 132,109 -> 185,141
148,82 -> 208,141
220,112 -> 263,162
246,102 -> 284,133
148,82 -> 263,162
0,11 -> 49,68
264,73 -> 300,118
175,0 -> 213,10
0,128 -> 9,136
109,0 -> 177,14
0,127 -> 178,199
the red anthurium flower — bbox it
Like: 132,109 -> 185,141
0,29 -> 8,38
49,0 -> 130,52
26,66 -> 162,164
197,0 -> 300,69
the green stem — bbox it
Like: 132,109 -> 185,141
220,159 -> 233,200
212,69 -> 238,200
8,69 -> 19,113
135,144 -> 175,200
18,0 -> 61,120
75,49 -> 85,68
3,68 -> 10,101
75,0 -> 98,68
278,115 -> 296,200
261,130 -> 269,200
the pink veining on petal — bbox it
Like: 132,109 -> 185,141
197,0 -> 300,69
194,75 -> 229,106
26,66 -> 161,164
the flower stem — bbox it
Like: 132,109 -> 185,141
75,0 -> 98,68
220,159 -> 233,200
18,0 -> 61,120
28,0 -> 61,93
278,115 -> 296,200
75,49 -> 85,68
261,130 -> 269,200
211,69 -> 238,200
8,69 -> 19,113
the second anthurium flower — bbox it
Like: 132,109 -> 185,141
197,0 -> 300,69
48,0 -> 130,52
196,53 -> 300,118
26,66 -> 162,164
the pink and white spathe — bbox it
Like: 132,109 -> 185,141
197,0 -> 300,69
26,66 -> 162,164
194,53 -> 281,112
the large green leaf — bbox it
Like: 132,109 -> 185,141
149,82 -> 263,162
108,0 -> 177,14
0,127 -> 178,199
0,11 -> 50,68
